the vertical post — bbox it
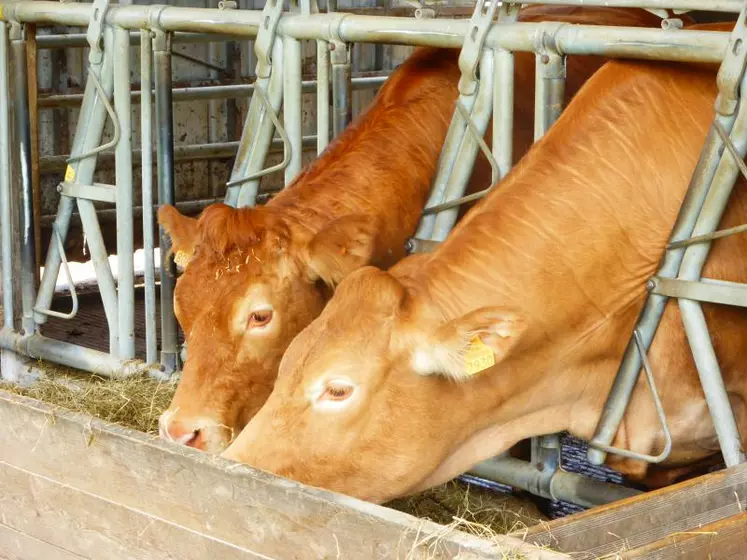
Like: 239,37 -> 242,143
141,29 -> 157,366
113,25 -> 134,359
283,34 -> 303,185
154,30 -> 179,373
316,39 -> 330,154
10,23 -> 37,336
330,42 -> 351,138
0,23 -> 14,330
26,24 -> 40,280
534,52 -> 566,142
492,48 -> 514,180
530,48 -> 567,473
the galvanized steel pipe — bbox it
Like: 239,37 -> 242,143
10,24 -> 38,335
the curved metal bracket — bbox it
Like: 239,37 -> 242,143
33,225 -> 79,320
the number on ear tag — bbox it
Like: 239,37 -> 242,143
464,336 -> 495,377
174,250 -> 190,269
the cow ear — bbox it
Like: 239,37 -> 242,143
304,215 -> 377,288
158,204 -> 199,271
409,307 -> 527,382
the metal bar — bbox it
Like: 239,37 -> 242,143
154,30 -> 179,373
36,31 -> 247,49
33,31 -> 116,326
73,26 -> 120,356
651,276 -> 747,307
468,456 -> 641,509
36,75 -> 387,108
283,35 -> 303,185
534,52 -> 566,142
141,28 -> 157,366
493,48 -> 514,180
416,91 -> 476,240
679,300 -> 746,466
40,136 -> 318,173
0,4 -> 737,61
0,327 -> 168,380
225,40 -> 284,208
9,24 -> 37,335
26,23 -> 40,280
331,43 -> 351,137
430,50 -> 495,242
316,40 -> 330,154
0,23 -> 13,329
114,24 -> 135,359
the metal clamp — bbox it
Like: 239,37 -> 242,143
33,225 -> 79,321
588,330 -> 673,464
457,0 -> 513,95
86,0 -> 111,65
254,0 -> 284,79
716,5 -> 747,116
57,182 -> 117,204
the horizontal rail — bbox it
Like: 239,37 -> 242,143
512,0 -> 741,11
37,76 -> 386,108
0,3 -> 733,63
0,328 -> 167,379
39,136 -> 317,172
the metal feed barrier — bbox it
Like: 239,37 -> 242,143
0,0 -> 746,510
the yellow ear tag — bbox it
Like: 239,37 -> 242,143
173,250 -> 190,268
464,336 -> 495,377
64,165 -> 76,182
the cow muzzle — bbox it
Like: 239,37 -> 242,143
158,409 -> 231,453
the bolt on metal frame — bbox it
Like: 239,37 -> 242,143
1,0 -> 747,508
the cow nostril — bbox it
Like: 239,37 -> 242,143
183,429 -> 201,448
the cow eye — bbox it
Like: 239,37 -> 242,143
320,381 -> 354,402
248,309 -> 273,328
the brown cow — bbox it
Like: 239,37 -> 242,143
158,6 -> 671,453
221,56 -> 747,504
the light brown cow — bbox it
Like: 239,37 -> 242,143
221,55 -> 747,504
158,6 -> 672,453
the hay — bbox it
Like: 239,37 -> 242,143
387,480 -> 547,537
1,362 -> 546,537
0,362 -> 176,435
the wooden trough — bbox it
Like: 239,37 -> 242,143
1,388 -> 746,559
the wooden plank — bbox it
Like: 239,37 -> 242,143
0,391 -> 564,560
0,524 -> 83,560
0,464 -> 258,560
518,464 -> 747,559
620,512 -> 747,560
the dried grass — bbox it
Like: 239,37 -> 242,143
387,480 -> 546,537
1,362 -> 546,538
0,362 -> 176,435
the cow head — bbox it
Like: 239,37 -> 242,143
220,266 -> 529,503
157,203 -> 376,453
